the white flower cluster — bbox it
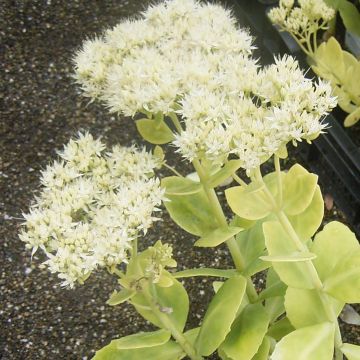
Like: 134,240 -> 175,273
268,0 -> 335,34
74,0 -> 336,172
74,0 -> 253,116
20,133 -> 164,287
175,55 -> 336,170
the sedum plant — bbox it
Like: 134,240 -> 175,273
21,1 -> 360,359
269,0 -> 360,126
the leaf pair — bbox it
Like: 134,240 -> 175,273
162,176 -> 243,247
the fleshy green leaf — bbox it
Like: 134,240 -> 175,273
252,336 -> 271,360
341,343 -> 360,360
338,0 -> 360,37
258,281 -> 287,301
195,226 -> 242,247
93,339 -> 184,360
225,183 -> 272,220
323,250 -> 360,303
263,221 -> 314,289
283,164 -> 318,216
345,107 -> 360,127
221,303 -> 270,360
195,276 -> 247,356
285,288 -> 331,328
311,221 -> 359,281
267,317 -> 295,341
132,278 -> 189,332
107,289 -> 136,306
207,160 -> 242,188
173,268 -> 236,279
163,188 -> 217,236
162,176 -> 203,196
236,218 -> 268,268
271,322 -> 335,360
288,186 -> 324,241
265,296 -> 285,323
136,118 -> 174,145
107,330 -> 171,350
260,252 -> 316,262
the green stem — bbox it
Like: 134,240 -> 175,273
144,284 -> 203,360
232,173 -> 247,187
168,112 -> 183,132
164,163 -> 183,177
193,159 -> 258,302
274,155 -> 283,206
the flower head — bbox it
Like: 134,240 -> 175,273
20,133 -> 164,287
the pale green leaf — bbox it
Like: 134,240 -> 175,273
107,289 -> 136,306
252,336 -> 271,360
153,145 -> 165,163
263,221 -> 314,289
345,107 -> 360,127
93,339 -> 184,360
195,226 -> 242,247
339,1 -> 360,37
221,303 -> 270,360
267,317 -> 294,341
285,288 -> 331,328
173,268 -> 236,279
265,296 -> 285,323
207,160 -> 242,188
271,322 -> 335,360
283,164 -> 318,216
258,281 -> 287,301
136,118 -> 174,145
195,276 -> 247,356
225,184 -> 271,220
288,186 -> 323,241
341,343 -> 360,360
164,188 -> 217,236
311,221 -> 359,281
108,330 -> 171,350
260,252 -> 316,262
162,176 -> 203,196
324,250 -> 360,303
212,281 -> 224,293
132,278 -> 189,332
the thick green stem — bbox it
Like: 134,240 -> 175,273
274,156 -> 283,206
193,159 -> 258,302
144,285 -> 203,360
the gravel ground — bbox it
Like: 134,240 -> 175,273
1,1 -> 359,359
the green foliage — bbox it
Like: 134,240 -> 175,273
207,160 -> 242,188
323,250 -> 360,303
195,276 -> 247,356
107,289 -> 136,306
162,176 -> 203,196
163,185 -> 217,236
282,164 -> 318,216
263,221 -> 315,289
312,37 -> 360,126
271,322 -> 335,360
340,343 -> 360,360
93,339 -> 184,360
132,278 -> 189,331
324,0 -> 360,36
220,303 -> 270,360
267,317 -> 295,341
194,226 -> 243,247
225,182 -> 271,220
136,116 -> 175,144
287,186 -> 324,241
